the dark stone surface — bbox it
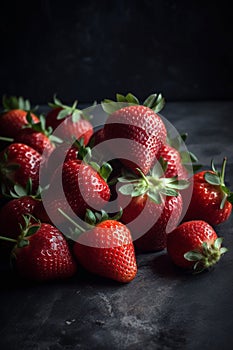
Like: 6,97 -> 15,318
0,101 -> 233,349
0,1 -> 233,103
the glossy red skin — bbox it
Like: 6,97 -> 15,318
0,196 -> 38,239
183,171 -> 232,225
0,143 -> 42,193
46,107 -> 93,145
120,193 -> 183,252
45,143 -> 79,180
104,105 -> 167,175
73,220 -> 137,283
156,144 -> 188,180
14,223 -> 77,281
0,110 -> 39,138
167,220 -> 217,268
16,129 -> 55,156
61,160 -> 111,218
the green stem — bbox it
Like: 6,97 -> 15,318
57,208 -> 86,232
0,235 -> 17,243
220,157 -> 227,185
0,136 -> 14,142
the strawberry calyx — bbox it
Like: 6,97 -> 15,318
23,113 -> 62,145
85,208 -> 123,226
48,95 -> 90,122
102,92 -> 165,115
0,215 -> 41,249
184,237 -> 228,273
1,178 -> 45,200
204,157 -> 233,209
1,95 -> 37,113
118,162 -> 189,204
74,138 -> 112,182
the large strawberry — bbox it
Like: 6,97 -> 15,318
46,96 -> 93,144
102,93 -> 167,175
71,210 -> 137,283
0,220 -> 77,281
0,143 -> 42,194
183,158 -> 233,225
0,95 -> 39,138
118,163 -> 189,251
167,220 -> 227,272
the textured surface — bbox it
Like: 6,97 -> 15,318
0,101 -> 233,349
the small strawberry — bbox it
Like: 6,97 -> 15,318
102,93 -> 167,175
156,143 -> 188,180
15,113 -> 62,156
46,96 -> 93,144
118,163 -> 189,251
0,143 -> 42,194
0,220 -> 77,281
70,209 -> 137,283
167,220 -> 227,272
0,95 -> 39,138
183,158 -> 233,225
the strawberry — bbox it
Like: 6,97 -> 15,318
183,158 -> 233,225
156,144 -> 188,180
15,114 -> 61,156
102,93 -> 167,174
167,220 -> 227,272
0,220 -> 77,281
61,159 -> 111,218
118,163 -> 189,251
0,96 -> 39,138
46,96 -> 93,144
71,210 -> 137,283
0,143 -> 42,194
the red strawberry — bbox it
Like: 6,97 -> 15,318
61,159 -> 111,218
183,158 -> 233,225
5,222 -> 77,281
72,210 -> 137,283
0,96 -> 39,138
156,144 -> 188,180
0,143 -> 42,194
15,114 -> 61,156
103,93 -> 167,174
46,96 -> 93,144
167,220 -> 227,272
118,164 -> 189,251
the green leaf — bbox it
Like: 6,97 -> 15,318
125,93 -> 139,104
227,193 -> 233,204
220,247 -> 228,255
27,225 -> 40,236
143,94 -> 158,108
116,94 -> 127,102
119,184 -> 134,195
111,208 -> 123,221
100,209 -> 109,222
214,237 -> 223,249
160,188 -> 178,197
99,162 -> 113,182
151,162 -> 165,178
101,101 -> 121,115
181,133 -> 188,142
189,151 -> 198,163
184,251 -> 203,261
85,209 -> 96,226
49,135 -> 63,144
72,110 -> 82,123
13,184 -> 27,197
148,191 -> 162,204
167,180 -> 190,190
131,185 -> 148,197
204,172 -> 221,185
57,109 -> 70,120
18,239 -> 30,248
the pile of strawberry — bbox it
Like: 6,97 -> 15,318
0,94 -> 232,283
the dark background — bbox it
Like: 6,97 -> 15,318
0,0 -> 232,105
